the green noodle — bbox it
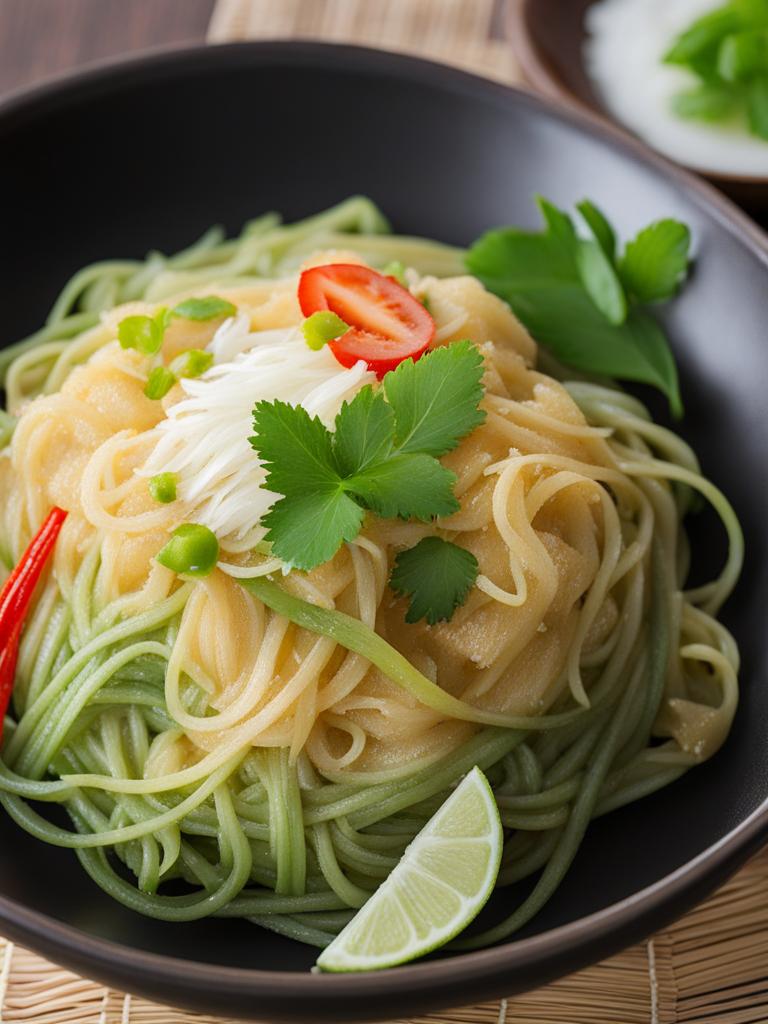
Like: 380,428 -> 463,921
0,201 -> 742,955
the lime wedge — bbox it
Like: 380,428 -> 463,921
315,766 -> 502,972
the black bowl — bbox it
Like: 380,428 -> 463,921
2,41 -> 768,1024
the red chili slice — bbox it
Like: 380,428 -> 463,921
0,506 -> 68,739
298,264 -> 435,378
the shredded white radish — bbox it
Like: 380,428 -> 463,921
139,314 -> 374,543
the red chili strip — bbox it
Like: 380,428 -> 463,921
0,507 -> 68,737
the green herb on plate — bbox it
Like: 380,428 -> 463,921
390,536 -> 479,625
664,1 -> 768,140
466,196 -> 689,416
250,341 -> 486,611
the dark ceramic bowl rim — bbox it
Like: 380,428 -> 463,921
2,38 -> 768,1011
506,0 -> 768,187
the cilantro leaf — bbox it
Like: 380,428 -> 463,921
346,455 -> 459,521
249,344 -> 487,574
251,400 -> 339,494
390,537 -> 479,625
333,388 -> 394,475
383,340 -> 486,456
619,220 -> 691,304
262,489 -> 364,571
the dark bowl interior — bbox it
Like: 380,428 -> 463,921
508,0 -> 768,209
2,42 -> 768,1023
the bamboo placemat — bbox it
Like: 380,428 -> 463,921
2,849 -> 768,1022
4,2 -> 768,1021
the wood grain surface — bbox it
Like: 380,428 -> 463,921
0,0 -> 215,98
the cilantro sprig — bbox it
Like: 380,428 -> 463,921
250,342 -> 486,574
466,197 -> 689,417
664,1 -> 768,140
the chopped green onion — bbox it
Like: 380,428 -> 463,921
172,296 -> 237,321
144,366 -> 176,400
156,524 -> 219,577
383,260 -> 408,286
302,311 -> 350,351
118,308 -> 169,355
148,472 -> 178,504
169,348 -> 214,379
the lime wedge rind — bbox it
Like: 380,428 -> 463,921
315,765 -> 502,972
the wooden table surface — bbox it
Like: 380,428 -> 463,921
0,0 -> 215,98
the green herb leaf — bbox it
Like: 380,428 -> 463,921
144,367 -> 177,400
390,537 -> 479,625
302,311 -> 350,351
333,387 -> 394,475
169,348 -> 214,379
536,196 -> 578,249
619,220 -> 691,304
172,296 -> 237,321
670,84 -> 738,121
149,472 -> 178,504
383,340 -> 486,456
577,199 -> 616,261
118,307 -> 169,355
346,454 -> 459,521
262,489 -> 364,571
665,2 -> 768,135
664,6 -> 741,65
249,345 -> 487,574
748,74 -> 768,136
156,524 -> 219,577
735,0 -> 768,28
718,29 -> 768,80
466,200 -> 686,416
575,239 -> 627,325
251,400 -> 339,494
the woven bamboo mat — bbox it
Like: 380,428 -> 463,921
4,1 -> 768,1021
2,850 -> 768,1022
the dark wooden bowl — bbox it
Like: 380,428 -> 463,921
507,0 -> 768,209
